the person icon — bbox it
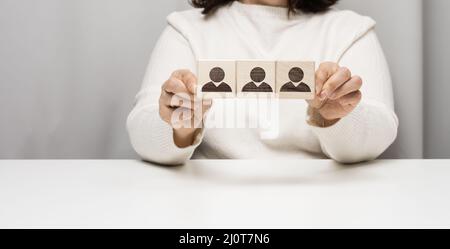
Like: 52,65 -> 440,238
280,67 -> 311,92
202,67 -> 232,92
242,67 -> 273,92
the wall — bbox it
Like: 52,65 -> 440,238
338,0 -> 424,158
0,0 -> 447,159
423,0 -> 450,158
0,0 -> 182,158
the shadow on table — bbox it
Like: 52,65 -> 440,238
144,159 -> 384,186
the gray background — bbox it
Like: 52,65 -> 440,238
0,0 -> 448,159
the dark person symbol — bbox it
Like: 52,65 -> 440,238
280,67 -> 311,92
242,67 -> 273,92
202,67 -> 232,92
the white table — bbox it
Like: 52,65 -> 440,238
0,159 -> 449,228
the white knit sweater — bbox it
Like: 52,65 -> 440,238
127,1 -> 399,165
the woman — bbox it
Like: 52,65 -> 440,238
127,0 -> 398,165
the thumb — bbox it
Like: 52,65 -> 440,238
171,69 -> 198,94
315,62 -> 339,95
183,73 -> 197,95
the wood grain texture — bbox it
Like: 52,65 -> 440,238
276,61 -> 315,99
236,60 -> 276,98
197,60 -> 236,99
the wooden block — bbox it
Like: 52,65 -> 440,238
236,60 -> 276,98
276,61 -> 315,99
197,60 -> 236,99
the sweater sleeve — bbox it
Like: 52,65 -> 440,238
309,29 -> 399,163
126,25 -> 203,165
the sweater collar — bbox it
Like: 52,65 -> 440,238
230,1 -> 302,20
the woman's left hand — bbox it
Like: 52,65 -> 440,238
307,62 -> 363,127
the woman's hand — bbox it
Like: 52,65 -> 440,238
307,62 -> 363,127
159,69 -> 212,148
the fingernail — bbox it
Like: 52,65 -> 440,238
320,90 -> 328,100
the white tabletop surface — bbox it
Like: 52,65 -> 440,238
0,159 -> 449,228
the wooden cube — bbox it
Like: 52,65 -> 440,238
276,61 -> 315,99
197,60 -> 236,99
236,60 -> 276,98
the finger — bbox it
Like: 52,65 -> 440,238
320,67 -> 352,100
172,70 -> 197,95
318,102 -> 346,121
170,107 -> 196,129
315,62 -> 339,95
171,107 -> 194,121
329,75 -> 362,100
315,69 -> 328,96
167,90 -> 203,105
159,105 -> 174,124
162,77 -> 190,95
318,91 -> 362,121
165,94 -> 196,109
173,92 -> 207,108
159,91 -> 172,108
319,109 -> 344,121
307,94 -> 328,110
339,90 -> 362,106
160,91 -> 187,109
162,92 -> 211,113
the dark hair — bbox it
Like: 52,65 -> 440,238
191,0 -> 339,15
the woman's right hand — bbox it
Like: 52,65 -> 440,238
159,69 -> 212,148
